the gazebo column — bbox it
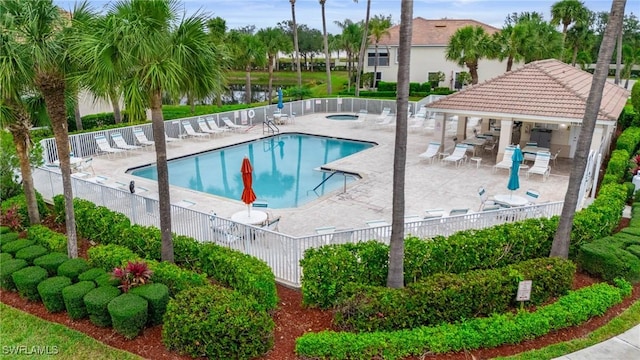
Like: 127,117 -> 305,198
436,112 -> 448,152
480,117 -> 490,134
457,116 -> 468,140
496,119 -> 513,161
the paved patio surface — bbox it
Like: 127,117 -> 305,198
89,113 -> 573,236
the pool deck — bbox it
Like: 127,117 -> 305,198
89,113 -> 573,236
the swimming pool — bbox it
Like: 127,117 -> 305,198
129,133 -> 376,208
326,114 -> 359,120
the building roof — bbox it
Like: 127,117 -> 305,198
376,17 -> 500,46
425,59 -> 630,123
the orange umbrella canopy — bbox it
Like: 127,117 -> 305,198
241,157 -> 257,205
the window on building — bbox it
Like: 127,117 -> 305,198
367,51 -> 389,66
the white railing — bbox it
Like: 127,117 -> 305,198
32,167 -> 562,288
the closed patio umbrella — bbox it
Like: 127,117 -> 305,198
277,87 -> 284,110
241,156 -> 257,216
508,145 -> 524,197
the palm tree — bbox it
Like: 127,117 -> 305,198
445,25 -> 492,85
513,13 -> 563,63
550,0 -> 589,45
229,31 -> 266,104
550,0 -> 627,259
290,1 -> 302,92
566,20 -> 595,66
368,15 -> 392,87
75,0 -> 221,262
257,27 -> 290,104
334,20 -> 363,91
354,0 -> 371,97
319,0 -> 332,95
387,0 -> 413,289
621,43 -> 640,89
1,0 -> 82,257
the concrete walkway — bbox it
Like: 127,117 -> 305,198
553,324 -> 640,359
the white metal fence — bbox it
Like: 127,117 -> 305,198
32,167 -> 562,288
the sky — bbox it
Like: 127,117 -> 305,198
53,0 -> 631,34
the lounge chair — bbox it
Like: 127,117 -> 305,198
418,141 -> 441,163
262,216 -> 281,231
525,189 -> 541,204
351,110 -> 368,128
424,208 -> 445,219
527,152 -> 551,181
374,115 -> 395,128
376,107 -> 391,121
132,128 -> 154,148
197,118 -> 224,136
442,144 -> 468,167
181,120 -> 209,139
209,212 -> 240,244
448,208 -> 469,216
493,146 -> 516,173
95,134 -> 126,157
222,117 -> 249,132
205,117 -> 230,135
111,132 -> 142,151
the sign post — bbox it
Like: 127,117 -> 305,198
516,280 -> 532,309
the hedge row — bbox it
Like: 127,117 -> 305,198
301,217 -> 558,308
334,258 -> 575,332
615,126 -> 640,155
602,149 -> 630,185
295,280 -> 631,360
62,196 -> 277,311
0,192 -> 48,229
26,225 -> 67,254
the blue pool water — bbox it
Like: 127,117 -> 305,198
129,133 -> 375,208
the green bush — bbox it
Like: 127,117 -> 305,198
26,225 -> 67,254
334,258 -> 575,332
72,199 -> 131,244
0,226 -> 10,234
33,252 -> 68,276
0,258 -> 28,290
15,245 -> 49,265
129,283 -> 169,326
37,276 -> 73,313
295,281 -> 628,360
162,285 -> 274,359
578,236 -> 640,283
88,244 -> 139,272
62,281 -> 96,319
198,243 -> 278,312
0,232 -> 19,247
57,258 -> 89,282
2,239 -> 35,255
12,266 -> 48,301
615,127 -> 640,154
0,252 -> 12,263
602,149 -> 630,184
147,260 -> 207,298
1,192 -> 48,229
108,294 -> 148,339
78,268 -> 107,282
84,286 -> 121,327
94,272 -> 120,288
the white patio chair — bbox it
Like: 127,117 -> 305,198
181,120 -> 210,139
75,157 -> 94,175
478,186 -> 496,211
222,117 -> 249,132
418,141 -> 441,163
527,151 -> 551,181
525,189 -> 541,204
205,117 -> 231,135
209,212 -> 240,244
493,146 -> 516,173
132,128 -> 154,148
448,208 -> 470,216
111,132 -> 142,150
351,110 -> 368,128
197,118 -> 224,136
550,149 -> 561,167
165,133 -> 181,143
424,208 -> 445,219
94,134 -> 126,158
442,144 -> 468,167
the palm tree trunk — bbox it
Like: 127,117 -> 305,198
74,103 -> 83,131
355,0 -> 371,97
550,0 -> 627,259
321,3 -> 332,95
8,110 -> 40,226
572,46 -> 579,66
109,89 -> 122,124
507,55 -> 514,72
615,28 -> 623,84
268,54 -> 274,104
468,62 -> 479,85
150,90 -> 174,262
373,43 -> 379,88
290,1 -> 302,92
387,0 -> 413,289
38,78 -> 78,258
245,65 -> 252,104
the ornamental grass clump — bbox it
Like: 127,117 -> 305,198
12,266 -> 48,301
112,261 -> 153,292
37,276 -> 72,313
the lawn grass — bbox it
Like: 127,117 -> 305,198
495,300 -> 640,360
0,303 -> 141,360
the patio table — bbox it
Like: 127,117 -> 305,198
494,194 -> 528,207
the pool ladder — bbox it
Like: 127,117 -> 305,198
263,119 -> 280,134
310,168 -> 360,195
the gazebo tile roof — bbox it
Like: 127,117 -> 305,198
376,18 -> 499,46
426,59 -> 630,121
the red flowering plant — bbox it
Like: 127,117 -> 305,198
112,261 -> 153,292
631,154 -> 640,176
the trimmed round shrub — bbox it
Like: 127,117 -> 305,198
0,232 -> 20,247
12,266 -> 48,301
57,258 -> 89,282
15,245 -> 49,265
163,285 -> 274,359
108,293 -> 148,339
94,272 -> 120,288
62,281 -> 96,320
130,283 -> 170,326
37,276 -> 72,313
2,239 -> 35,255
84,286 -> 121,327
33,252 -> 69,276
78,268 -> 107,283
0,258 -> 28,290
0,252 -> 13,263
0,226 -> 10,234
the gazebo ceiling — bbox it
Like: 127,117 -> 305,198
426,59 -> 630,124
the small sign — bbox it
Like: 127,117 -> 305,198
337,98 -> 342,105
315,100 -> 321,104
516,280 -> 532,301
